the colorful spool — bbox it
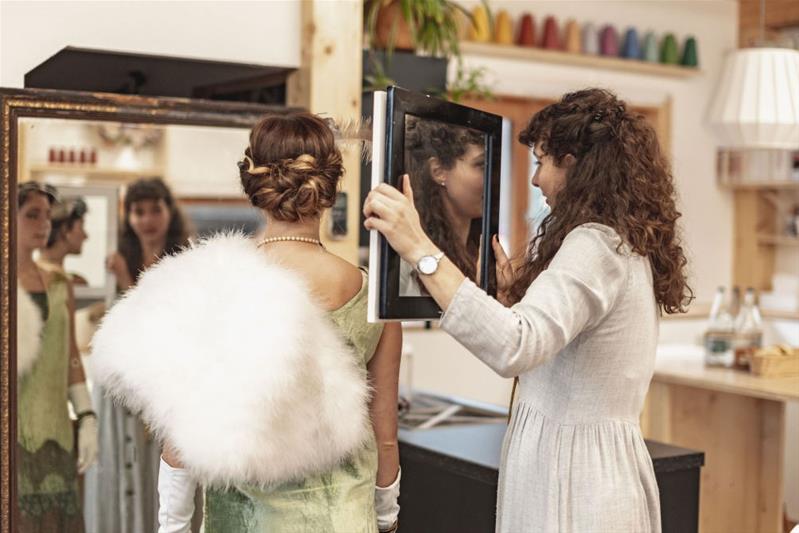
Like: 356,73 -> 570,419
494,10 -> 514,45
470,5 -> 491,42
681,36 -> 699,67
582,23 -> 599,55
600,25 -> 619,57
642,32 -> 659,62
542,16 -> 561,50
661,33 -> 679,64
517,13 -> 536,47
564,19 -> 581,54
621,28 -> 641,59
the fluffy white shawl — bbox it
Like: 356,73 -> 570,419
17,285 -> 44,377
90,233 -> 371,488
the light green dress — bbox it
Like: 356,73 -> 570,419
204,270 -> 384,533
17,271 -> 83,532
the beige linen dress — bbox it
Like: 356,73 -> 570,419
440,223 -> 661,533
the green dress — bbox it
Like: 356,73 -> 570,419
17,271 -> 83,533
204,270 -> 384,533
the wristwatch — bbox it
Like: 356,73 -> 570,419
415,251 -> 445,276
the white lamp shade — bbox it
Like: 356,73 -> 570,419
708,48 -> 799,149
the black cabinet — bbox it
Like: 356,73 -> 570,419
398,424 -> 703,533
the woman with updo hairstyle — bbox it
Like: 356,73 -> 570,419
91,112 -> 402,533
365,88 -> 693,532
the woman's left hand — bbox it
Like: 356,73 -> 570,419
363,175 -> 438,263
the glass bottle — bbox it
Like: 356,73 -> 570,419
733,288 -> 763,369
704,286 -> 735,367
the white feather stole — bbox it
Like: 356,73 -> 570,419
17,285 -> 44,377
90,233 -> 371,488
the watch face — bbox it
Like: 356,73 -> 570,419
417,255 -> 438,275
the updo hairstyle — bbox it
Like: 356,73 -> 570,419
238,112 -> 344,222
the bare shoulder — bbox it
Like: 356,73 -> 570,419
296,251 -> 364,311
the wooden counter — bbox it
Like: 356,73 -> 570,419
642,346 -> 799,533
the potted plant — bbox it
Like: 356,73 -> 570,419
365,0 -> 470,57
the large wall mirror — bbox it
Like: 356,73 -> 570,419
1,88 -> 285,532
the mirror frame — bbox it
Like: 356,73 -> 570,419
0,87 -> 290,532
377,86 -> 502,320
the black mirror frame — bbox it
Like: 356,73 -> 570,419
377,86 -> 502,320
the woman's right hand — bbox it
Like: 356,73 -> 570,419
491,235 -> 514,306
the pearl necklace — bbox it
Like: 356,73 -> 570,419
258,235 -> 325,249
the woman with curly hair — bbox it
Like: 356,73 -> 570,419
107,177 -> 190,291
401,116 -> 485,296
85,178 -> 191,533
365,88 -> 692,532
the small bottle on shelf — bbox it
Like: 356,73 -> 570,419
704,286 -> 735,367
733,288 -> 763,369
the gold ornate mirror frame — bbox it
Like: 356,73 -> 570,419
0,87 -> 287,532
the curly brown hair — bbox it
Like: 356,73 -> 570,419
239,113 -> 343,222
510,88 -> 692,314
405,115 -> 483,281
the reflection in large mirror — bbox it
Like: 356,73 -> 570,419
8,92 -> 267,533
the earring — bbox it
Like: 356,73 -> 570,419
439,180 -> 447,188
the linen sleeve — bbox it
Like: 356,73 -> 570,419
439,224 -> 629,378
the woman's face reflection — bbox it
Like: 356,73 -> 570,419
18,193 -> 52,251
128,199 -> 170,246
436,143 -> 485,221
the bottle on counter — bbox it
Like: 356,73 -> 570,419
733,287 -> 763,369
704,286 -> 735,367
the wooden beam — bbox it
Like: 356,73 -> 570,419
287,0 -> 364,264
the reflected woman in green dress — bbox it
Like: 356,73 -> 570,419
16,182 -> 98,533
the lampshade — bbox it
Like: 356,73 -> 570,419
708,47 -> 799,149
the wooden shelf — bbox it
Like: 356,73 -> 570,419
721,180 -> 799,191
29,164 -> 163,180
757,234 -> 799,247
460,41 -> 701,79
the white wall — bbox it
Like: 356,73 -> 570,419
0,0 -> 300,88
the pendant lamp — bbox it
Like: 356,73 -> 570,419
707,0 -> 799,149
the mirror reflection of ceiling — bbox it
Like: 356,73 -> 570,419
19,117 -> 250,198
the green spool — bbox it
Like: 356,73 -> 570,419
661,33 -> 679,64
681,36 -> 699,68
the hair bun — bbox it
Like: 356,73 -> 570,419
239,113 -> 344,222
240,152 -> 342,222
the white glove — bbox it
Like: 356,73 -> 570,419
375,467 -> 400,532
158,457 -> 197,533
67,382 -> 98,474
